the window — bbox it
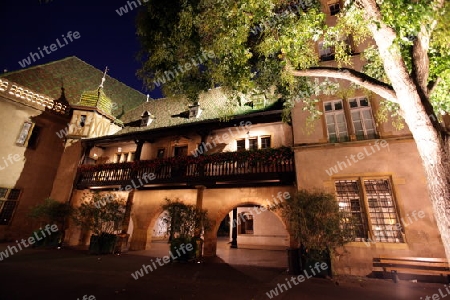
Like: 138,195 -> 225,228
324,100 -> 348,143
174,146 -> 188,157
27,125 -> 42,149
248,138 -> 258,151
188,104 -> 202,118
349,97 -> 377,140
237,136 -> 272,151
329,2 -> 340,15
115,152 -> 133,163
236,139 -> 245,152
0,188 -> 21,225
318,41 -> 335,61
16,121 -> 34,146
261,136 -> 271,149
324,99 -> 377,142
79,115 -> 86,127
238,212 -> 254,234
141,111 -> 154,127
335,178 -> 403,243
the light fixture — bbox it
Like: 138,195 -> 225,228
118,147 -> 122,153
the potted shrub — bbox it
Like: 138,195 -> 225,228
161,198 -> 210,261
272,189 -> 355,276
29,198 -> 73,248
72,192 -> 126,254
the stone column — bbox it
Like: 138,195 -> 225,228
203,221 -> 217,257
128,227 -> 147,251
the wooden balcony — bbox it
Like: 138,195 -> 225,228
76,147 -> 295,189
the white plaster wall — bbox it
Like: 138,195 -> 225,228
0,97 -> 41,187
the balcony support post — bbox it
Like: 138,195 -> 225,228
134,139 -> 144,161
231,207 -> 238,248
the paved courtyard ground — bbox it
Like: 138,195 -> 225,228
0,240 -> 446,300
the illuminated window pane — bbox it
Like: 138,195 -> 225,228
236,139 -> 245,151
249,138 -> 258,151
261,136 -> 271,149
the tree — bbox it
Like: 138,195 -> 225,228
161,198 -> 210,240
72,192 -> 127,254
72,192 -> 126,236
273,189 -> 354,274
161,198 -> 210,260
274,189 -> 354,252
136,0 -> 450,261
29,197 -> 72,228
29,198 -> 72,247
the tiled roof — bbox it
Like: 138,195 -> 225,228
0,56 -> 146,116
116,87 -> 282,136
78,88 -> 113,115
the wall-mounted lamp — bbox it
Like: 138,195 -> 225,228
118,147 -> 122,153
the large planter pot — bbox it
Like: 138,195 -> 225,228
114,234 -> 130,253
169,237 -> 195,262
302,248 -> 332,278
89,233 -> 118,255
32,229 -> 62,248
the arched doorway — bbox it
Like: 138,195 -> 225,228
215,203 -> 289,268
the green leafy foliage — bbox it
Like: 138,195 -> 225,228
136,0 -> 450,127
376,99 -> 405,130
273,189 -> 354,253
72,192 -> 126,235
161,198 -> 211,239
29,198 -> 72,227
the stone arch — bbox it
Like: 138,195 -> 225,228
129,205 -> 166,250
212,201 -> 289,236
203,197 -> 293,257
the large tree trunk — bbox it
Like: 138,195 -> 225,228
361,0 -> 450,261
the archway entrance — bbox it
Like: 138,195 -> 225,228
216,204 -> 288,268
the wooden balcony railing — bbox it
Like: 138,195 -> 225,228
76,147 -> 295,189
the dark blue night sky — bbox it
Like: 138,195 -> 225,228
0,0 -> 163,98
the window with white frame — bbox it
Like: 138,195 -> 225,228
248,137 -> 258,151
114,152 -> 135,163
236,139 -> 246,151
236,136 -> 272,151
261,136 -> 271,149
0,188 -> 21,225
349,97 -> 377,140
324,100 -> 349,143
335,178 -> 403,243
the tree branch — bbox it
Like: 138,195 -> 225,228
411,26 -> 431,97
412,0 -> 444,97
428,77 -> 442,96
289,66 -> 398,103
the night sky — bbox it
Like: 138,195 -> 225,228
0,0 -> 163,98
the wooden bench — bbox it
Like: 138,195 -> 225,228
373,256 -> 450,283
